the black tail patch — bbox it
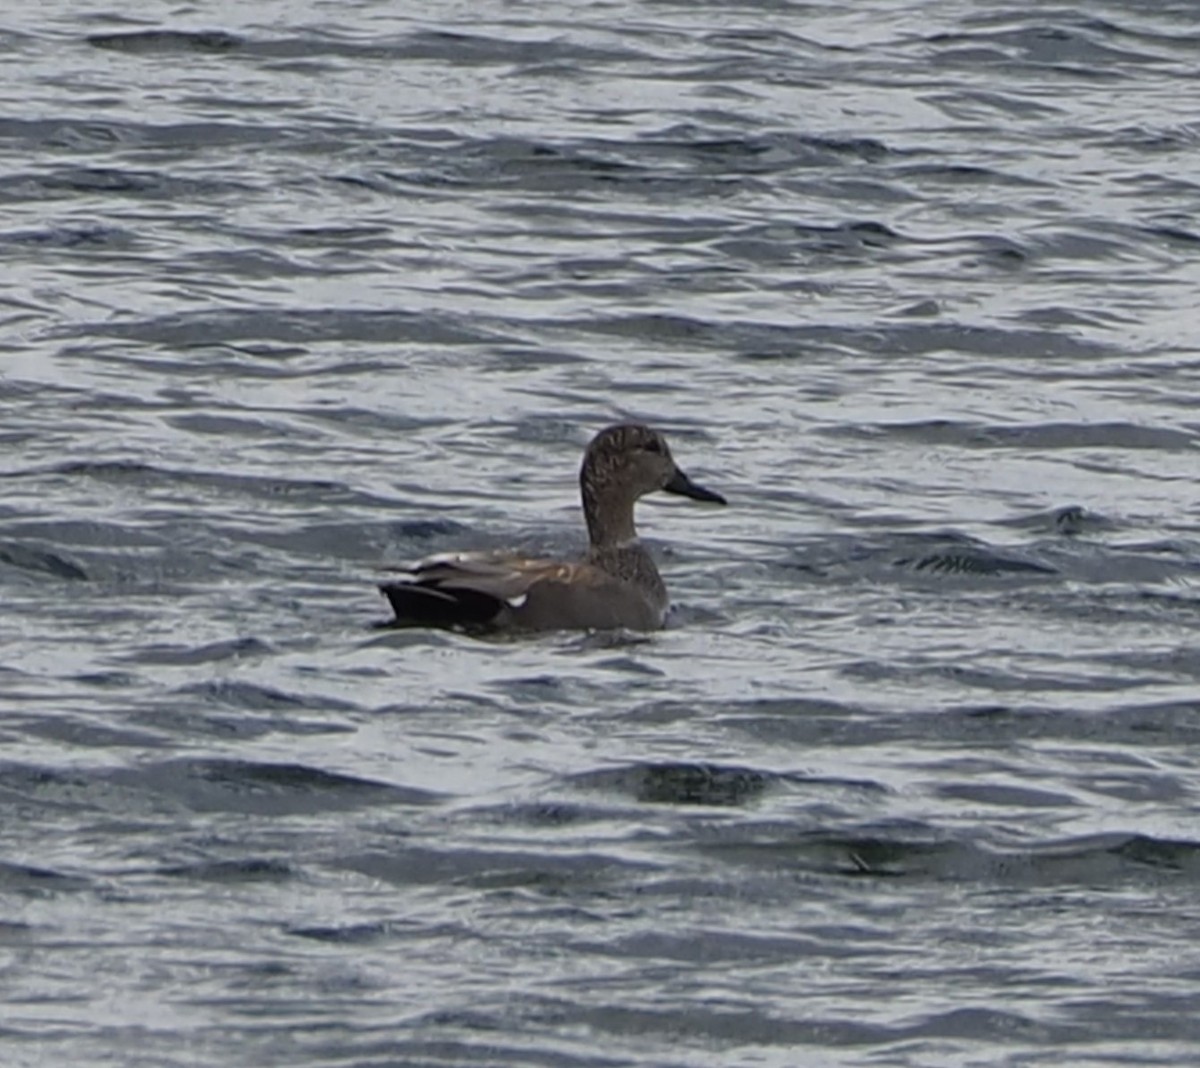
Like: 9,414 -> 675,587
379,582 -> 504,629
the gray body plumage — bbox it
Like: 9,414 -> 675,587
379,424 -> 725,633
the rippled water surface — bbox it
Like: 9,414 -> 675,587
4,1 -> 1200,1065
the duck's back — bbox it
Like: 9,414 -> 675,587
380,546 -> 667,633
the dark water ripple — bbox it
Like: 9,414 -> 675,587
4,0 -> 1200,1065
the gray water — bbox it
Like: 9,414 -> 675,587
3,1 -> 1200,1065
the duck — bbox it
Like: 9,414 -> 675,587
379,424 -> 726,632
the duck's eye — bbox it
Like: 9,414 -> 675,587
643,439 -> 663,454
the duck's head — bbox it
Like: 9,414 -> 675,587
580,424 -> 726,536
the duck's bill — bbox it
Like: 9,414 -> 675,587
664,468 -> 727,505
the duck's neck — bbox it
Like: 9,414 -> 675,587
581,480 -> 639,548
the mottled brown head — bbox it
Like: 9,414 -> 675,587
579,424 -> 725,546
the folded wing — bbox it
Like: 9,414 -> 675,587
380,551 -> 604,630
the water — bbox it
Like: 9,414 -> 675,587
3,1 -> 1200,1064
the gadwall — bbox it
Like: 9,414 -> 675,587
380,424 -> 726,632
